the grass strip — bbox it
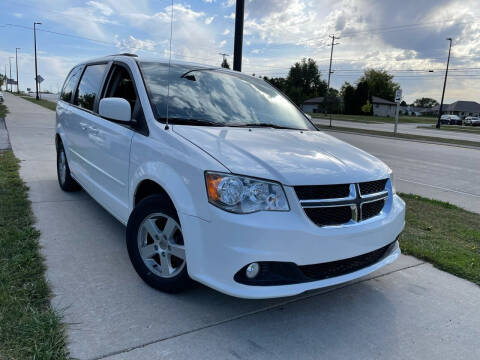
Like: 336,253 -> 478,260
315,124 -> 480,148
0,103 -> 7,118
311,113 -> 437,124
0,150 -> 69,359
400,193 -> 480,286
417,125 -> 480,134
20,96 -> 57,111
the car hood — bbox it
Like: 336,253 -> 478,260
173,126 -> 390,186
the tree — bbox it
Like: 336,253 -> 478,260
341,82 -> 356,114
353,80 -> 369,115
359,68 -> 400,101
400,100 -> 407,106
0,74 -> 5,91
285,58 -> 327,106
413,97 -> 438,108
361,100 -> 372,114
221,58 -> 230,69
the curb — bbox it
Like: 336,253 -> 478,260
316,126 -> 480,150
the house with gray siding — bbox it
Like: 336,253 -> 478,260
372,96 -> 397,117
301,97 -> 324,113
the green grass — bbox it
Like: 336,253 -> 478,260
315,124 -> 480,148
399,193 -> 480,286
0,150 -> 69,359
0,103 -> 7,118
417,124 -> 480,134
311,113 -> 437,124
20,96 -> 57,111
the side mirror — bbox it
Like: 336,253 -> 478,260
99,97 -> 131,122
304,112 -> 312,120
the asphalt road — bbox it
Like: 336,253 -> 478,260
313,118 -> 480,142
4,92 -> 480,360
326,130 -> 480,213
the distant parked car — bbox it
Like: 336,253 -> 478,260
464,116 -> 480,126
440,114 -> 462,125
0,92 -> 4,103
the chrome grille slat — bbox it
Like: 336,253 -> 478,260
295,180 -> 388,227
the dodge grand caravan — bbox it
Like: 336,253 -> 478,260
55,54 -> 405,299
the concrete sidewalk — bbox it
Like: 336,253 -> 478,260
313,118 -> 480,143
4,92 -> 480,360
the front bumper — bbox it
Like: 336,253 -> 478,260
180,191 -> 405,299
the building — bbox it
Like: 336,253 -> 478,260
372,96 -> 397,117
301,97 -> 324,113
432,101 -> 480,118
399,105 -> 430,116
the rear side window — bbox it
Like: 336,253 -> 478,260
74,64 -> 107,111
60,66 -> 82,102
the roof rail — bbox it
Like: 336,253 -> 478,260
109,53 -> 138,57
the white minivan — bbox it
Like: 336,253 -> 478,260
56,54 -> 405,299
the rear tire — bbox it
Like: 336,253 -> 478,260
57,143 -> 81,192
126,194 -> 191,293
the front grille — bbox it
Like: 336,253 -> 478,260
299,242 -> 391,281
297,179 -> 389,227
294,184 -> 349,200
304,206 -> 352,226
362,199 -> 385,220
359,179 -> 387,195
233,241 -> 396,286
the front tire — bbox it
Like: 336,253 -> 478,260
126,194 -> 191,293
57,143 -> 80,192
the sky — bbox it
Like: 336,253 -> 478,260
1,0 -> 480,103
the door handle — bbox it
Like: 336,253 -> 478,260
80,122 -> 88,131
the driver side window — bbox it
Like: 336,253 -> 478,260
104,65 -> 137,117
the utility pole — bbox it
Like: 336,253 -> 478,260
323,34 -> 340,115
9,57 -> 13,92
219,52 -> 230,68
34,22 -> 42,100
233,0 -> 245,72
15,48 -> 20,93
436,37 -> 452,129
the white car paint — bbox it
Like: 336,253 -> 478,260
56,55 -> 405,299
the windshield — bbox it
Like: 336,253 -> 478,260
139,62 -> 315,130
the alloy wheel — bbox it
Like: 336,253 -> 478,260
137,213 -> 186,278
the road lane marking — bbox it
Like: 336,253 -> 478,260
398,178 -> 480,198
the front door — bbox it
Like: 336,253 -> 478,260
82,64 -> 142,222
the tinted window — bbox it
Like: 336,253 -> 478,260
105,66 -> 137,116
139,62 -> 315,130
60,66 -> 82,102
75,64 -> 107,111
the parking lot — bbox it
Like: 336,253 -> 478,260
4,92 -> 480,360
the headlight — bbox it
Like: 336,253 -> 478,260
205,172 -> 289,213
389,171 -> 396,194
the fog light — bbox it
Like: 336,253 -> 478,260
245,262 -> 260,279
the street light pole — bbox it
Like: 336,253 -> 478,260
34,22 -> 42,100
233,0 -> 245,72
15,47 -> 20,93
9,57 -> 13,92
436,37 -> 452,129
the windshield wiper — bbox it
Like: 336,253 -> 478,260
231,123 -> 303,130
163,118 -> 226,127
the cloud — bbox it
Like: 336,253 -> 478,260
87,1 -> 114,16
205,16 -> 215,24
222,28 -> 230,35
12,13 -> 23,18
116,35 -> 156,52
